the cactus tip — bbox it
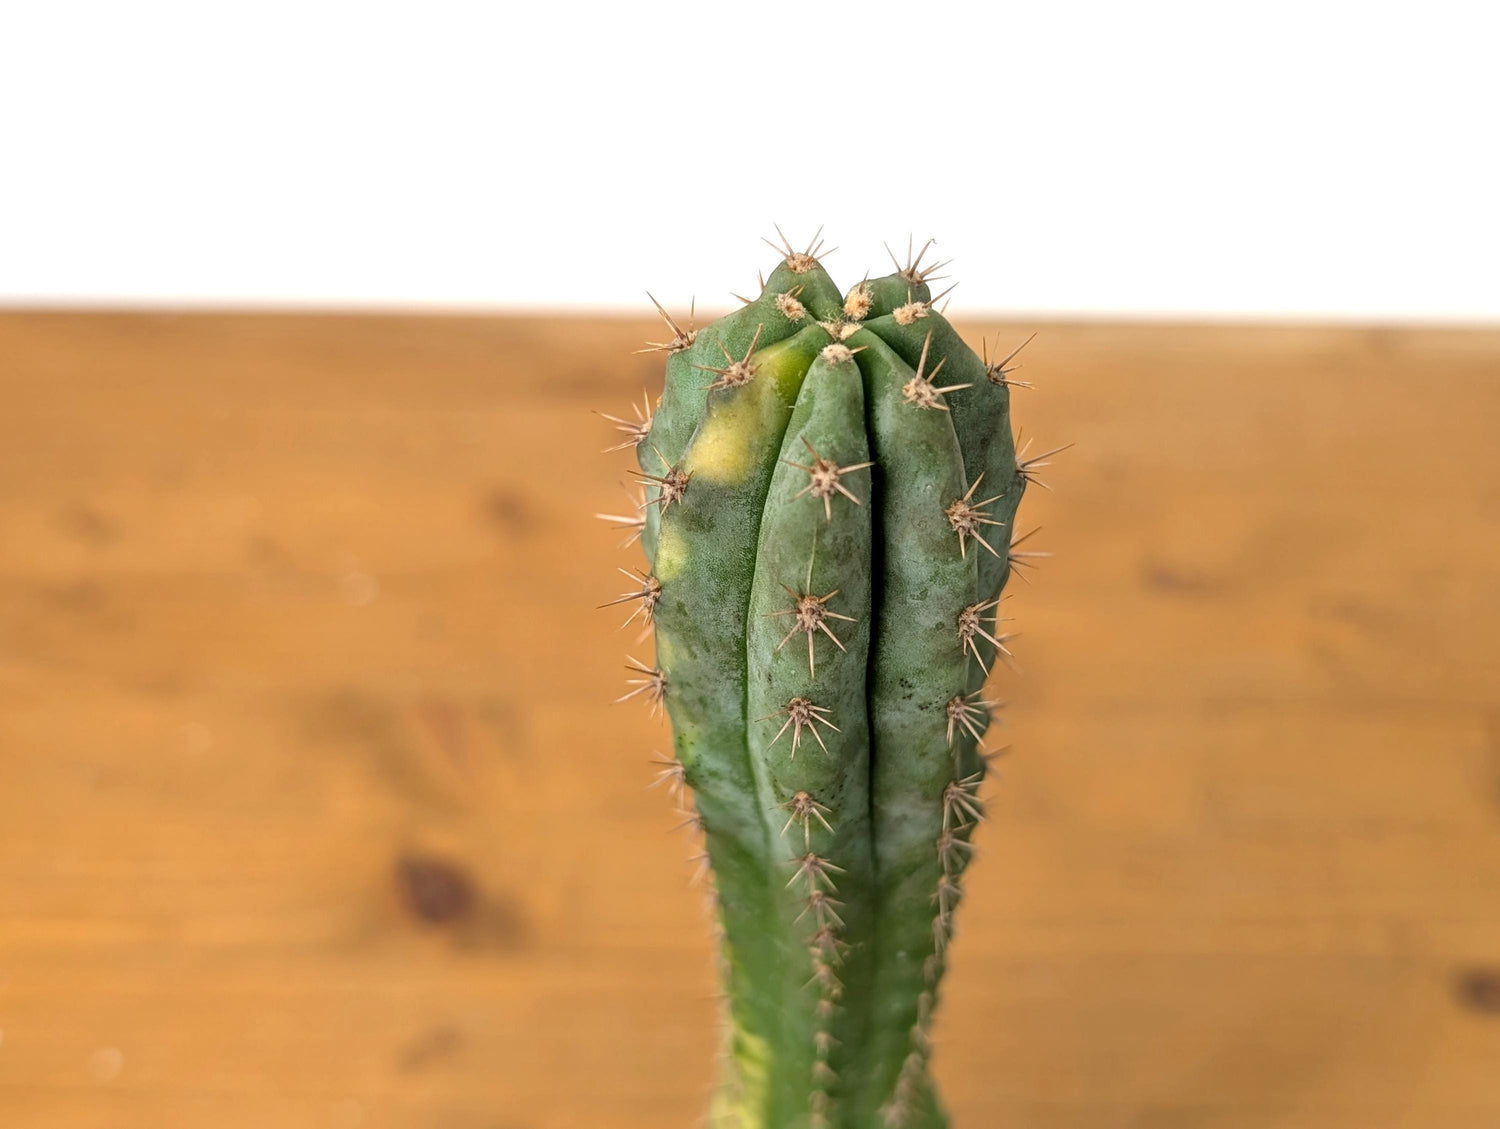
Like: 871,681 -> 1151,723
764,223 -> 835,273
819,342 -> 863,365
843,278 -> 874,321
885,235 -> 951,285
893,281 -> 957,325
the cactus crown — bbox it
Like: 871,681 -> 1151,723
602,233 -> 1051,1129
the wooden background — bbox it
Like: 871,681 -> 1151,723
1,311 -> 1498,1128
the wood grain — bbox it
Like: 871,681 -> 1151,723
1,311 -> 1498,1128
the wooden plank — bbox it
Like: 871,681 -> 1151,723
1,311 -> 1498,1128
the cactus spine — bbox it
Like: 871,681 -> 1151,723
603,232 -> 1052,1129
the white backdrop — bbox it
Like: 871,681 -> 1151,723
2,1 -> 1496,321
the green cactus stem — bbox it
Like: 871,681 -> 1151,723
601,231 -> 1054,1129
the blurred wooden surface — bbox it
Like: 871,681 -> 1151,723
1,311 -> 1499,1129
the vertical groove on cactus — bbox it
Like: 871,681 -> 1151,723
602,234 -> 1058,1129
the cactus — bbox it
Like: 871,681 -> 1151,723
600,231 -> 1058,1129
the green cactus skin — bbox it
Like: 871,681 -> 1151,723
606,234 -> 1045,1129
